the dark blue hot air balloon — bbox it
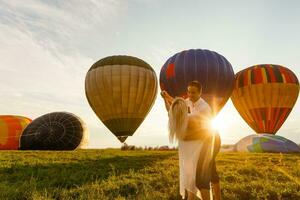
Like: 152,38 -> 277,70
159,49 -> 234,114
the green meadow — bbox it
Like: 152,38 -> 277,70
0,150 -> 299,200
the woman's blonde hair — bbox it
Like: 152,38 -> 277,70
168,97 -> 188,142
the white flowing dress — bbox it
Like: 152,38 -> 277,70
178,139 -> 203,199
177,98 -> 214,199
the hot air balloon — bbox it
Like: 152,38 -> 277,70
85,55 -> 157,143
231,64 -> 299,134
19,112 -> 88,150
235,134 -> 300,153
159,49 -> 234,114
0,115 -> 31,150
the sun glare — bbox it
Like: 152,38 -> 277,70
211,117 -> 223,131
210,114 -> 231,133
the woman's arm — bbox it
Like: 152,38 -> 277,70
161,91 -> 174,111
163,98 -> 171,111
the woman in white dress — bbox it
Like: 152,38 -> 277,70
168,97 -> 219,200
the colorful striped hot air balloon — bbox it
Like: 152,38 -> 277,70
231,64 -> 299,134
85,55 -> 157,143
235,134 -> 300,153
160,49 -> 234,114
0,115 -> 32,150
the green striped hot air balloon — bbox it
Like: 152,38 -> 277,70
85,55 -> 158,143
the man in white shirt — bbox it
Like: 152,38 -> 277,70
186,83 -> 210,113
162,81 -> 210,114
161,81 -> 221,200
161,81 -> 213,134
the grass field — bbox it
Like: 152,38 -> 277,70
0,149 -> 300,200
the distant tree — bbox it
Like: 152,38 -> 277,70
159,145 -> 169,150
121,143 -> 136,151
221,144 -> 235,149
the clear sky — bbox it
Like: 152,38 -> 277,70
0,0 -> 299,148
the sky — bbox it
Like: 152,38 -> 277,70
0,0 -> 299,148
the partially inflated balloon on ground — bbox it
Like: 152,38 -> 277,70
160,49 -> 234,114
235,134 -> 300,153
19,112 -> 88,150
231,64 -> 299,134
85,55 -> 157,143
0,115 -> 31,150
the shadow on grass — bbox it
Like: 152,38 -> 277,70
0,152 -> 174,191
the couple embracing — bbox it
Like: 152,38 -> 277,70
161,81 -> 221,200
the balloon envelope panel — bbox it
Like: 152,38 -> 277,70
235,134 -> 300,153
231,64 -> 299,134
0,115 -> 32,150
159,49 -> 234,114
19,112 -> 87,150
85,55 -> 157,143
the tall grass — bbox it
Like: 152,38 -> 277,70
0,150 -> 299,199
